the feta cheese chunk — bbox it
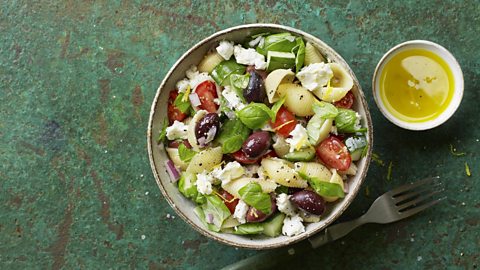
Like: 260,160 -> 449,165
286,124 -> 310,152
222,86 -> 245,111
233,45 -> 267,70
196,171 -> 214,195
233,200 -> 249,224
166,120 -> 188,140
282,214 -> 305,236
276,194 -> 297,216
248,36 -> 264,47
179,65 -> 214,92
212,161 -> 245,186
296,63 -> 333,91
216,41 -> 234,60
176,78 -> 190,93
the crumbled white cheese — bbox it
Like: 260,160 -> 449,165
190,73 -> 213,90
260,122 -> 275,132
212,161 -> 245,186
166,120 -> 188,140
286,124 -> 310,152
213,98 -> 221,105
248,36 -> 264,47
244,164 -> 260,178
330,125 -> 338,135
276,194 -> 297,216
233,45 -> 267,70
176,78 -> 190,93
282,214 -> 305,236
196,171 -> 214,195
345,136 -> 366,152
257,166 -> 267,180
222,86 -> 245,111
296,63 -> 333,91
216,41 -> 234,60
186,65 -> 198,80
354,112 -> 362,131
233,200 -> 249,224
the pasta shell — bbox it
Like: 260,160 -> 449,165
294,162 -> 332,182
312,63 -> 354,102
166,148 -> 188,170
338,162 -> 357,176
222,177 -> 278,198
265,69 -> 295,103
187,110 -> 207,151
198,52 -> 224,73
304,42 -> 326,65
261,158 -> 308,188
276,83 -> 315,116
186,147 -> 223,173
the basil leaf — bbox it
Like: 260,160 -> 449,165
216,119 -> 251,154
233,223 -> 264,235
275,185 -> 289,194
298,172 -> 345,198
239,182 -> 272,215
157,119 -> 168,144
178,143 -> 196,162
293,37 -> 305,73
194,194 -> 231,232
211,60 -> 246,86
237,103 -> 275,129
173,92 -> 191,114
258,33 -> 297,55
271,96 -> 286,122
312,101 -> 338,119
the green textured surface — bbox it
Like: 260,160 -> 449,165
1,1 -> 479,269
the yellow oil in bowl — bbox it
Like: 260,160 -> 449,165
379,49 -> 455,123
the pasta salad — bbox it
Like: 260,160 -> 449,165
158,32 -> 368,237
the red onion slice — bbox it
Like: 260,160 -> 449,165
206,213 -> 214,224
165,159 -> 181,183
189,93 -> 201,107
205,126 -> 217,144
197,136 -> 206,147
343,181 -> 349,194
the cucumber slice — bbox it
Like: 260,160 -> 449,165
267,51 -> 296,71
350,148 -> 363,161
262,213 -> 286,237
283,147 -> 316,162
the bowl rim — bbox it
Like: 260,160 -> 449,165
147,23 -> 373,249
372,39 -> 464,130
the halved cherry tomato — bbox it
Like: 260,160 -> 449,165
219,189 -> 239,214
168,139 -> 191,149
231,150 -> 259,164
315,136 -> 351,171
195,81 -> 219,113
270,106 -> 297,137
334,91 -> 354,109
168,90 -> 187,124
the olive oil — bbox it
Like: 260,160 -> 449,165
379,49 -> 454,123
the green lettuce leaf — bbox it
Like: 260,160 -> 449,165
239,182 -> 272,215
293,37 -> 305,73
335,108 -> 367,133
271,96 -> 286,122
173,92 -> 191,114
312,101 -> 338,119
157,119 -> 168,144
233,223 -> 264,235
194,194 -> 231,232
298,172 -> 345,198
211,60 -> 246,86
178,172 -> 205,204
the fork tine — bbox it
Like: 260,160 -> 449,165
399,197 -> 446,218
398,188 -> 445,211
393,182 -> 444,204
388,176 -> 440,197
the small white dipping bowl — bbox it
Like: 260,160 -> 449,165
372,40 -> 464,130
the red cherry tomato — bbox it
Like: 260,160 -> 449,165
195,81 -> 219,113
270,107 -> 297,137
263,150 -> 278,159
334,91 -> 354,109
168,90 -> 187,124
315,136 -> 351,171
219,189 -> 239,214
231,150 -> 259,164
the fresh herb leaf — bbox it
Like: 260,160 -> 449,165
233,223 -> 264,235
271,96 -> 286,122
211,60 -> 246,86
387,161 -> 393,181
178,172 -> 205,204
194,194 -> 231,232
178,143 -> 196,162
372,153 -> 385,166
229,73 -> 250,103
293,37 -> 305,73
275,185 -> 289,194
236,103 -> 275,129
465,162 -> 471,177
312,101 -> 339,119
298,172 -> 345,198
335,108 -> 366,133
258,33 -> 298,56
174,92 -> 191,113
238,182 -> 272,215
215,119 -> 251,154
361,144 -> 369,158
157,119 -> 168,144
450,144 -> 466,156
222,135 -> 244,154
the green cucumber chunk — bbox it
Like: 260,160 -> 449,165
267,51 -> 296,71
262,213 -> 286,237
283,147 -> 316,162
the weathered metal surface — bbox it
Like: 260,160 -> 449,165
0,1 -> 478,269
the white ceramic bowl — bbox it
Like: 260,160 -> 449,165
372,40 -> 464,130
147,24 -> 373,249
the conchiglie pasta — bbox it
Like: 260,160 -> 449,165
261,158 -> 308,188
276,83 -> 315,116
312,63 -> 353,102
323,169 -> 345,202
265,69 -> 295,103
222,177 -> 278,198
186,147 -> 223,173
198,52 -> 224,73
294,162 -> 332,182
304,42 -> 326,65
166,148 -> 188,170
306,115 -> 333,145
187,110 -> 207,151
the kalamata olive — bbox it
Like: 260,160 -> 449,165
290,190 -> 326,215
246,194 -> 277,223
195,113 -> 220,145
242,131 -> 271,159
243,70 -> 266,103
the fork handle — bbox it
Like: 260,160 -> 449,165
308,217 -> 366,248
